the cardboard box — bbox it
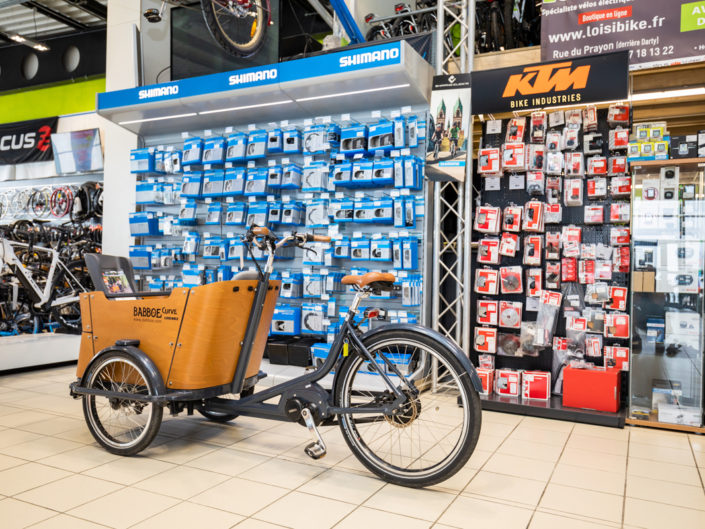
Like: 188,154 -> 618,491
651,379 -> 683,410
642,271 -> 655,292
632,271 -> 643,292
477,368 -> 494,396
657,403 -> 702,426
495,369 -> 521,397
563,367 -> 620,412
522,371 -> 551,400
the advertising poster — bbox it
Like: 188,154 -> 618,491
426,74 -> 471,182
0,117 -> 57,165
541,0 -> 705,70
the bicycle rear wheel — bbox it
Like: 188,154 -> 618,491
334,329 -> 481,488
50,260 -> 90,333
201,0 -> 267,57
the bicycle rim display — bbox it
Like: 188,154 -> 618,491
201,0 -> 266,56
337,337 -> 472,482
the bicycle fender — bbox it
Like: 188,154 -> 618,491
358,323 -> 483,393
80,344 -> 166,396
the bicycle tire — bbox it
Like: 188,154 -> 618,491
200,0 -> 268,57
503,0 -> 514,49
82,351 -> 163,456
490,8 -> 503,51
49,260 -> 89,333
392,18 -> 417,37
365,26 -> 388,41
334,328 -> 482,488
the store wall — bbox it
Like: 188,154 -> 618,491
102,0 -> 141,257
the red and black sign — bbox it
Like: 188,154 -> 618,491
471,52 -> 629,114
0,117 -> 57,165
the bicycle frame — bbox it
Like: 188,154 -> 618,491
0,238 -> 85,309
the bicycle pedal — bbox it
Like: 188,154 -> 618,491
304,441 -> 326,460
301,407 -> 327,460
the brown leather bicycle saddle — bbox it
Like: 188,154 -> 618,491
341,272 -> 396,290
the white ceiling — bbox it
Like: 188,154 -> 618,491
0,0 -> 106,41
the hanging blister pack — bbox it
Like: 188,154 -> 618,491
477,299 -> 499,325
535,290 -> 562,347
499,232 -> 520,257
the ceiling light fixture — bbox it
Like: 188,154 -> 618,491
119,112 -> 197,125
631,87 -> 705,102
295,83 -> 411,102
2,32 -> 50,51
198,99 -> 293,116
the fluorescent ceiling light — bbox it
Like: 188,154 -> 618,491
295,83 -> 411,103
9,34 -> 25,42
631,87 -> 705,102
119,112 -> 197,125
3,32 -> 50,51
198,99 -> 293,116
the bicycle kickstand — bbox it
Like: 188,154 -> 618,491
301,408 -> 327,460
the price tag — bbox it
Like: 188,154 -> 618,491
282,157 -> 290,164
341,113 -> 351,122
247,161 -> 256,168
205,198 -> 212,203
509,173 -> 525,190
204,164 -> 211,170
304,118 -> 313,126
181,132 -> 189,138
248,196 -> 257,203
485,176 -> 501,191
268,159 -> 276,166
400,188 -> 411,195
371,110 -> 382,118
247,124 -> 256,131
225,162 -> 233,168
401,106 -> 412,115
226,197 -> 234,203
204,129 -> 212,137
391,110 -> 401,118
317,115 -> 332,124
225,126 -> 233,133
280,120 -> 289,127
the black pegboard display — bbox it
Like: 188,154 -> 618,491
470,107 -> 632,379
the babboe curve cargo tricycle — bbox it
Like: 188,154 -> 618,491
70,227 -> 483,487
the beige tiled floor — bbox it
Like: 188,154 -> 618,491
0,365 -> 704,528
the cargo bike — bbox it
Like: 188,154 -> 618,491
70,227 -> 483,487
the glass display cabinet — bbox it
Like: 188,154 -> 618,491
629,158 -> 705,432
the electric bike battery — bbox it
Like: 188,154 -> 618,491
76,280 -> 280,390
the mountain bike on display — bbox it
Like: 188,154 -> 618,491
69,226 -> 483,488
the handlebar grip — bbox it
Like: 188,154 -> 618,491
251,226 -> 272,237
306,234 -> 331,243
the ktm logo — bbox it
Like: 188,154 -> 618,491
502,62 -> 591,98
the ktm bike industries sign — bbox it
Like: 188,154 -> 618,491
0,117 -> 57,165
471,52 -> 628,114
542,0 -> 705,70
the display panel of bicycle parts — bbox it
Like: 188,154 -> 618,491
0,175 -> 103,337
471,104 -> 634,416
629,160 -> 705,430
129,107 -> 430,370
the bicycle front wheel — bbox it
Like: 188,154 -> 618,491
334,329 -> 481,488
201,0 -> 267,57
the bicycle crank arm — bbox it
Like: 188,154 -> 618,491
301,407 -> 327,460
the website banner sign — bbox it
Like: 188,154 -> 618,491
541,0 -> 705,70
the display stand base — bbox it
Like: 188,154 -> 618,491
0,334 -> 80,372
625,418 -> 705,434
480,394 -> 626,428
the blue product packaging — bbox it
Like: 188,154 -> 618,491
180,172 -> 203,198
267,128 -> 283,154
330,197 -> 354,222
203,136 -> 225,164
392,238 -> 403,269
182,265 -> 204,287
407,115 -> 419,148
244,168 -> 268,196
202,170 -> 225,197
224,202 -> 247,225
370,237 -> 393,261
130,148 -> 155,173
246,129 -> 267,159
351,159 -> 374,187
227,238 -> 245,261
166,150 -> 182,174
148,278 -> 165,292
368,120 -> 395,153
154,151 -> 165,174
280,272 -> 303,299
351,237 -> 370,260
135,182 -> 160,205
281,163 -> 303,189
373,158 -> 395,187
223,167 -> 246,196
340,124 -> 368,155
205,202 -> 223,225
246,201 -> 269,227
217,265 -> 233,282
646,318 -> 665,343
282,128 -> 301,153
393,156 -> 405,188
302,271 -> 324,299
204,268 -> 217,284
225,132 -> 247,162
305,199 -> 329,228
178,200 -> 198,225
202,237 -> 223,259
129,245 -> 153,270
330,161 -> 352,187
302,162 -> 329,192
280,201 -> 304,225
301,303 -> 327,335
129,212 -> 160,236
332,237 -> 351,259
268,200 -> 283,224
402,237 -> 419,270
182,137 -> 203,166
267,165 -> 283,189
393,116 -> 406,148
182,232 -> 201,257
271,304 -> 301,335
311,343 -> 333,368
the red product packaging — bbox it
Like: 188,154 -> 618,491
583,105 -> 598,131
506,117 -> 526,143
503,143 -> 527,171
475,268 -> 499,295
545,232 -> 560,260
478,147 -> 501,174
500,232 -> 520,257
477,299 -> 499,325
584,205 -> 604,224
478,354 -> 495,369
609,203 -> 630,223
527,268 -> 542,297
605,313 -> 630,339
564,152 -> 585,177
474,327 -> 497,353
611,176 -> 631,197
530,111 -> 547,143
495,369 -> 521,397
476,368 -> 495,395
523,200 -> 544,232
595,260 -> 613,281
546,176 -> 562,204
607,103 -> 630,126
474,205 -> 501,234
500,266 -> 523,295
610,227 -> 630,246
528,144 -> 545,170
562,257 -> 577,282
609,129 -> 630,150
585,334 -> 603,357
546,261 -> 561,289
502,205 -> 523,232
478,238 -> 500,264
563,366 -> 620,412
522,371 -> 551,400
607,286 -> 628,311
545,203 -> 562,224
499,300 -> 522,329
587,156 -> 608,175
587,177 -> 607,199
523,235 -> 542,266
604,346 -> 629,370
579,259 -> 595,284
609,156 -> 628,175
613,246 -> 630,273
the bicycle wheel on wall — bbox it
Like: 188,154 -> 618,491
200,0 -> 268,57
334,329 -> 482,488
